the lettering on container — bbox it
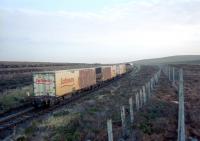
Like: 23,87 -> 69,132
61,78 -> 74,88
36,79 -> 52,85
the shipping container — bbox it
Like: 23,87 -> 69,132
111,65 -> 117,78
55,70 -> 79,96
33,68 -> 96,97
33,73 -> 56,97
117,64 -> 126,75
102,66 -> 112,81
121,64 -> 127,74
116,65 -> 121,75
79,68 -> 96,89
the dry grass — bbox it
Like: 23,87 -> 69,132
0,85 -> 33,113
20,66 -> 158,141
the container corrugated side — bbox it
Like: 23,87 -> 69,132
102,67 -> 112,81
116,65 -> 120,75
79,68 -> 96,89
33,73 -> 56,96
119,64 -> 126,74
55,70 -> 80,97
111,65 -> 117,78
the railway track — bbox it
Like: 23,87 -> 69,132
0,107 -> 35,130
0,71 -> 136,139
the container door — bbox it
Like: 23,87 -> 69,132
33,73 -> 55,96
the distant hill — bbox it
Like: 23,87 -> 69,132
132,55 -> 200,65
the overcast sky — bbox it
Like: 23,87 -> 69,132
1,0 -> 200,63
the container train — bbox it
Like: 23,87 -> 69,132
32,64 -> 132,107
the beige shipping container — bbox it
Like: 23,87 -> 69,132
34,68 -> 96,97
102,66 -> 112,81
55,70 -> 80,96
111,65 -> 117,78
119,64 -> 126,74
79,68 -> 96,89
116,65 -> 121,75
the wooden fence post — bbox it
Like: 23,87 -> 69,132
172,67 -> 175,86
145,83 -> 149,100
135,93 -> 139,111
107,119 -> 113,141
26,91 -> 30,97
129,97 -> 134,124
121,106 -> 126,137
139,90 -> 143,107
169,67 -> 171,81
178,69 -> 185,141
150,78 -> 153,90
142,86 -> 146,104
148,82 -> 151,98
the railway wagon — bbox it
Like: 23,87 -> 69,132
33,68 -> 96,106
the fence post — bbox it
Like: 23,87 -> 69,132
129,97 -> 134,124
142,86 -> 146,104
155,74 -> 157,84
135,93 -> 139,111
178,69 -> 185,141
173,67 -> 175,86
150,78 -> 153,90
121,106 -> 126,137
148,82 -> 151,98
169,67 -> 171,81
26,91 -> 30,97
107,119 -> 113,141
145,83 -> 149,100
139,90 -> 143,107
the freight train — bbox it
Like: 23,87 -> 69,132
32,64 -> 132,107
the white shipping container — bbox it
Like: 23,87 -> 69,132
33,73 -> 56,96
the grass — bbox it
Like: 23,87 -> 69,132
0,85 -> 33,113
22,111 -> 81,141
41,111 -> 81,141
21,67 -> 158,140
137,101 -> 171,135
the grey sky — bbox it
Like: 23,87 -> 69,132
1,0 -> 200,63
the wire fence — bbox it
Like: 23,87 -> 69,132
106,69 -> 161,141
162,66 -> 186,141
